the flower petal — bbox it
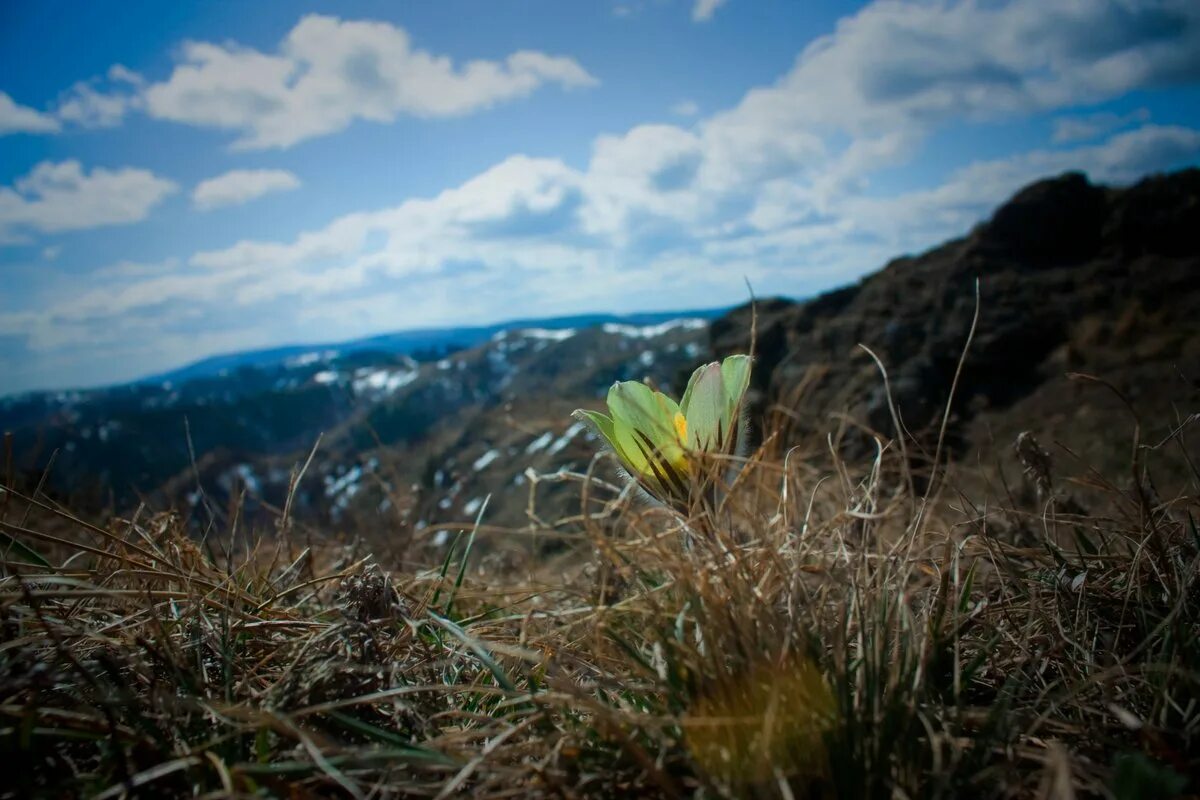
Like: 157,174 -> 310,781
606,381 -> 690,486
684,362 -> 726,451
572,409 -> 618,452
679,362 -> 710,418
720,354 -> 752,421
607,381 -> 675,443
611,415 -> 659,490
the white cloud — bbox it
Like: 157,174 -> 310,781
739,0 -> 1200,138
671,99 -> 700,117
844,125 -> 1200,250
582,124 -> 708,239
91,118 -> 1199,333
55,82 -> 138,128
0,92 -> 60,134
1,69 -> 144,134
192,169 -> 301,210
692,0 -> 728,22
42,245 -> 62,261
142,14 -> 597,149
107,64 -> 145,86
190,154 -> 585,278
0,160 -> 177,240
2,69 -> 145,134
51,269 -> 239,324
1052,108 -> 1151,143
598,0 -> 1200,238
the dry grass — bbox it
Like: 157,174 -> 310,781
1,394 -> 1197,798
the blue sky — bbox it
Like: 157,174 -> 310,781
2,0 -> 1199,394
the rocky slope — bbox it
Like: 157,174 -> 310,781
712,168 -> 1200,485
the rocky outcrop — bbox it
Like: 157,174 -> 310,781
712,168 -> 1200,474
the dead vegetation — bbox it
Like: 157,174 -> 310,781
1,374 -> 1198,798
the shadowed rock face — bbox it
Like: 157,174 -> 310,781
975,171 -> 1109,267
711,168 -> 1200,474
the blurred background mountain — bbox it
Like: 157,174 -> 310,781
5,168 -> 1197,543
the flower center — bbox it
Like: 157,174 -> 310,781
673,411 -> 688,443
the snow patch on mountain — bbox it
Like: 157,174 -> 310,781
352,367 -> 419,396
602,319 -> 707,339
286,350 -> 339,368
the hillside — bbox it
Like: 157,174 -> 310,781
713,168 -> 1200,486
1,315 -> 714,537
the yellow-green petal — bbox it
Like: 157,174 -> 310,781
719,354 -> 751,421
683,362 -> 726,451
611,415 -> 659,489
679,361 -> 708,418
607,381 -> 674,442
572,409 -> 618,452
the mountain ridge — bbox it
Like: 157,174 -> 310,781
711,167 -> 1200,481
134,308 -> 733,389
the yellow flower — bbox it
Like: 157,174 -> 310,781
573,354 -> 751,506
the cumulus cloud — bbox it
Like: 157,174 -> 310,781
55,65 -> 147,129
1,68 -> 146,135
192,169 -> 301,210
0,160 -> 177,240
58,118 -> 1199,336
598,0 -> 1200,236
107,64 -> 145,86
692,0 -> 728,22
0,92 -> 60,134
582,124 -> 708,239
190,155 -> 585,276
10,0 -> 1200,392
55,81 -> 139,128
1052,108 -> 1151,143
746,0 -> 1200,137
142,14 -> 597,149
3,67 -> 146,135
844,125 -> 1200,249
51,269 -> 240,324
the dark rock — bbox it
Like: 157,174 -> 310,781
710,168 -> 1200,474
971,171 -> 1108,266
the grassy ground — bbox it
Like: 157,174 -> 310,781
1,396 -> 1197,798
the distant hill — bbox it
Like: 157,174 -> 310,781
140,308 -> 730,386
1,313 -> 717,536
